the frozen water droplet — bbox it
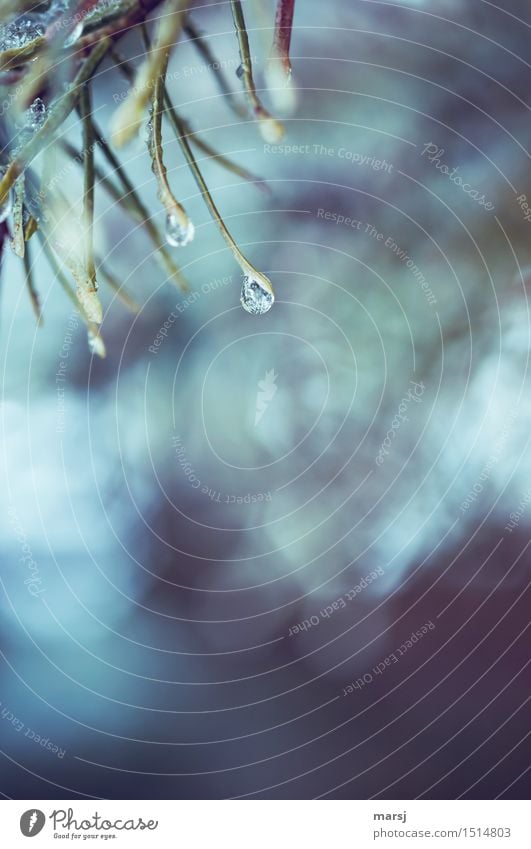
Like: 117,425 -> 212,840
144,114 -> 153,144
64,20 -> 83,47
165,212 -> 195,247
0,15 -> 44,51
240,275 -> 274,315
236,64 -> 244,79
26,96 -> 47,131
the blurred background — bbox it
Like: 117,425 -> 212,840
0,0 -> 530,799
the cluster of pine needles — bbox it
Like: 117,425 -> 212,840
0,0 -> 296,354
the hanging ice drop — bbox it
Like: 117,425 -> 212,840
0,16 -> 44,51
165,212 -> 195,247
240,274 -> 275,315
26,96 -> 47,131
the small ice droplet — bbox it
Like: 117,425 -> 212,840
144,113 -> 154,146
64,20 -> 83,47
26,96 -> 47,131
0,16 -> 44,51
240,275 -> 274,315
236,64 -> 244,79
165,212 -> 195,248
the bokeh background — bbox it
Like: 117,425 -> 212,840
1,0 -> 530,799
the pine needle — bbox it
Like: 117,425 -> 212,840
163,89 -> 274,298
181,118 -> 270,193
265,0 -> 297,113
22,240 -> 43,325
91,113 -> 188,290
80,85 -> 97,292
230,0 -> 284,143
96,259 -> 140,313
271,0 -> 295,79
10,174 -> 25,258
37,228 -> 106,356
184,17 -> 247,119
0,37 -> 111,205
110,0 -> 189,148
128,27 -> 274,298
147,38 -> 194,243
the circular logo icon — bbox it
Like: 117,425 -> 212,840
20,810 -> 46,837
